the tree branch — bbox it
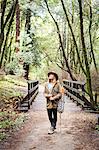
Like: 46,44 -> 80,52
44,0 -> 76,80
60,0 -> 86,76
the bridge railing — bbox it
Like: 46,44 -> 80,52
63,79 -> 94,110
28,80 -> 39,108
17,80 -> 39,111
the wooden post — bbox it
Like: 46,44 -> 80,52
95,92 -> 97,105
82,84 -> 85,96
28,82 -> 30,109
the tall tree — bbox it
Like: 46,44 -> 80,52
0,0 -> 7,53
88,0 -> 97,71
78,0 -> 94,105
23,8 -> 31,80
60,0 -> 86,75
16,0 -> 20,52
0,0 -> 18,68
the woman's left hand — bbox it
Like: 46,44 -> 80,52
49,96 -> 54,101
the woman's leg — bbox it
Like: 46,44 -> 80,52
52,108 -> 57,129
47,109 -> 53,126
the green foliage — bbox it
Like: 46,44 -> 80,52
95,125 -> 99,131
3,75 -> 27,86
0,74 -> 27,141
0,133 -> 6,141
14,114 -> 27,127
5,59 -> 20,75
18,30 -> 41,66
0,119 -> 14,129
95,102 -> 99,111
0,75 -> 27,111
0,111 -> 27,141
0,0 -> 99,83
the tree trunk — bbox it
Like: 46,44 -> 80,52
0,0 -> 18,68
0,0 -> 18,54
23,8 -> 31,80
0,0 -> 7,53
7,27 -> 14,63
16,0 -> 20,52
78,0 -> 94,106
89,1 -> 97,71
23,62 -> 29,80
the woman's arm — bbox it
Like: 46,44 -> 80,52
44,93 -> 52,98
49,83 -> 62,100
49,93 -> 61,100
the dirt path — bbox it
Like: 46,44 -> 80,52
0,86 -> 99,150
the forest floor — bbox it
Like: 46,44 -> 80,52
0,85 -> 99,150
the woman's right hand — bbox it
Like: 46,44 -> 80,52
45,93 -> 52,98
48,94 -> 52,97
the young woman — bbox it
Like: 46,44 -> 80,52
44,71 -> 62,134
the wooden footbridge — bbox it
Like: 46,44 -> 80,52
1,80 -> 99,150
17,80 -> 97,112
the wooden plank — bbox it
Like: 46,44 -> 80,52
29,90 -> 39,105
68,92 -> 85,106
63,79 -> 85,85
17,107 -> 28,111
27,80 -> 38,84
64,83 -> 93,106
28,85 -> 39,94
63,80 -> 97,110
20,103 -> 29,107
63,83 -> 83,94
65,91 -> 84,105
17,90 -> 38,111
17,80 -> 39,111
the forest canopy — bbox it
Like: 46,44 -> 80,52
0,0 -> 99,107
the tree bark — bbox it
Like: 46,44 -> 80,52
5,26 -> 14,63
0,0 -> 18,53
0,0 -> 7,53
16,0 -> 20,52
23,8 -> 31,80
0,0 -> 18,68
89,2 -> 97,72
78,0 -> 94,106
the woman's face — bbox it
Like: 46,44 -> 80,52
48,74 -> 56,83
